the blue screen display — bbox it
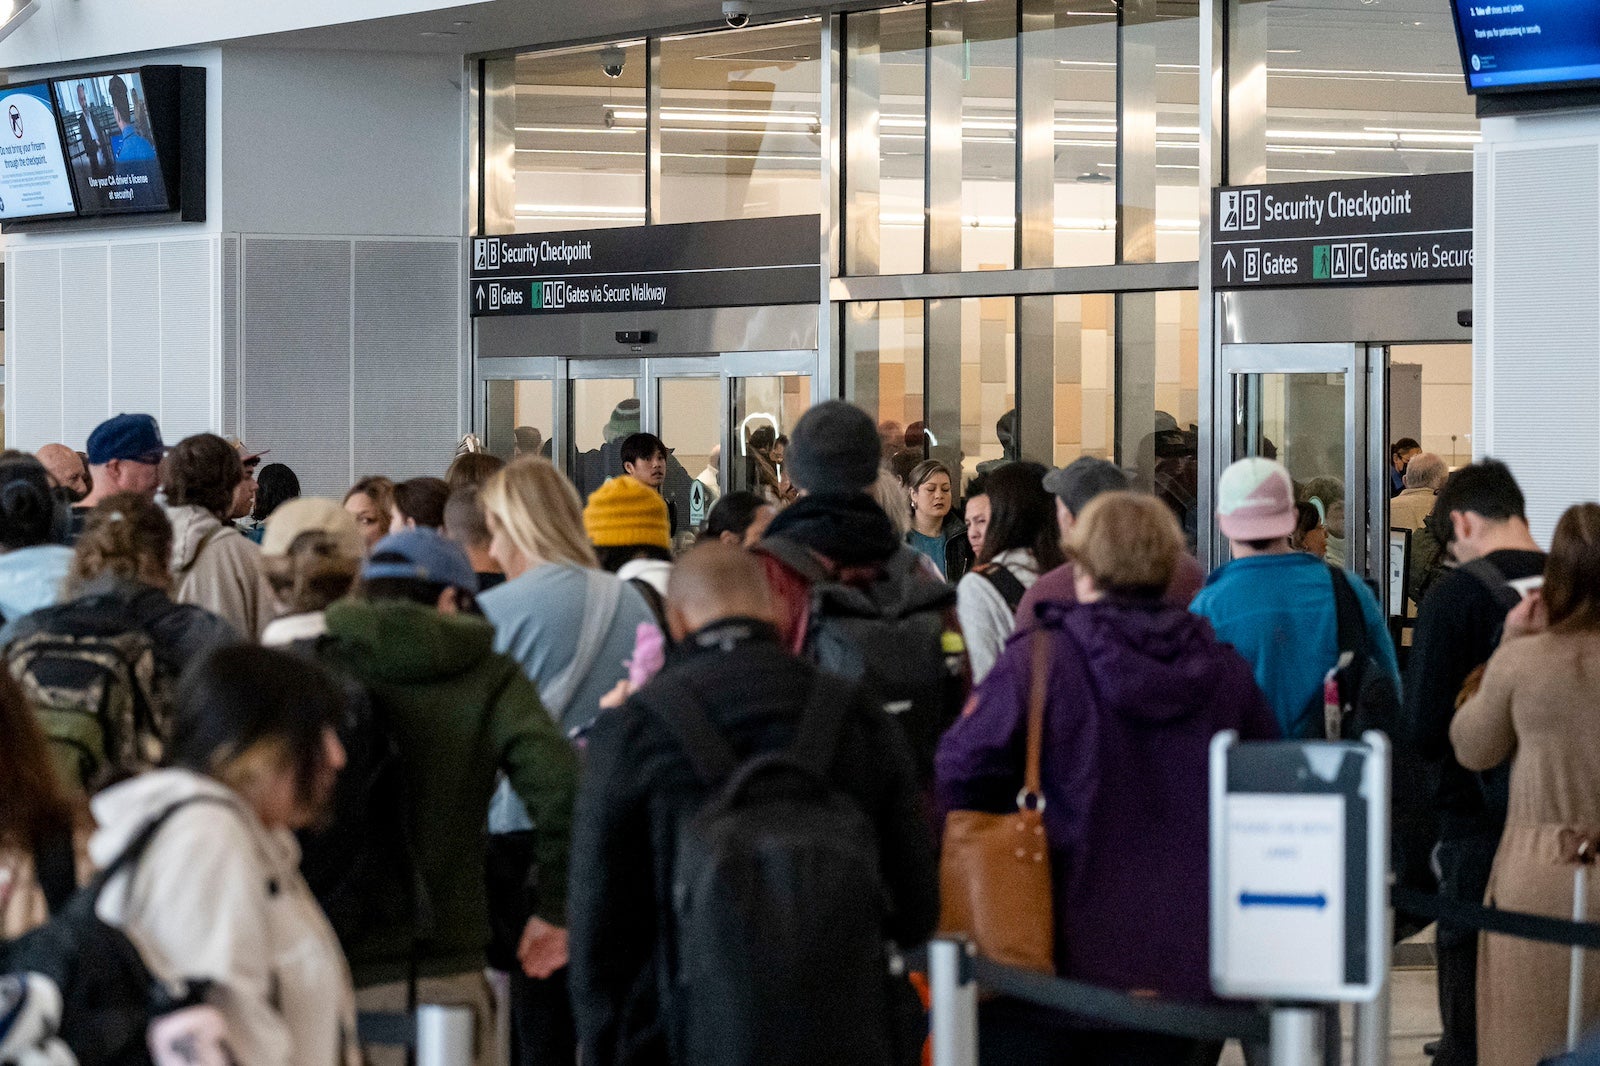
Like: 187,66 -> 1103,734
51,71 -> 171,214
1453,0 -> 1600,92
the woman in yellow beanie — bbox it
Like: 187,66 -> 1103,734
582,476 -> 673,618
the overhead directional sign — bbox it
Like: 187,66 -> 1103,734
469,214 -> 820,317
1212,172 -> 1472,290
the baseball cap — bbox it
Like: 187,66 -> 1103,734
363,528 -> 478,594
261,498 -> 365,559
225,436 -> 270,465
1217,457 -> 1297,541
1042,456 -> 1130,516
86,413 -> 166,466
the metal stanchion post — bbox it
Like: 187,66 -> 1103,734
929,938 -> 979,1066
416,1004 -> 476,1066
1353,903 -> 1393,1066
1269,1008 -> 1320,1066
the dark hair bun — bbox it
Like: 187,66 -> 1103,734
0,458 -> 57,550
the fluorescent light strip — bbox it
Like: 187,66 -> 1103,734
514,203 -> 646,216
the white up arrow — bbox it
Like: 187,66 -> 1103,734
1222,249 -> 1237,281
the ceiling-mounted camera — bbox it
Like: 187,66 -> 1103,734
722,0 -> 752,28
600,46 -> 626,79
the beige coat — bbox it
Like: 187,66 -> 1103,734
92,770 -> 360,1066
1451,628 -> 1600,1066
1389,486 -> 1436,532
166,504 -> 275,640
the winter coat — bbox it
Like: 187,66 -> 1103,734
0,544 -> 71,623
315,598 -> 578,987
1014,554 -> 1207,633
955,548 -> 1042,684
567,619 -> 939,1066
90,769 -> 360,1066
0,573 -> 240,678
935,597 -> 1278,1002
1451,628 -> 1600,1066
166,504 -> 276,640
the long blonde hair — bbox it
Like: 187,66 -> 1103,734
480,458 -> 599,569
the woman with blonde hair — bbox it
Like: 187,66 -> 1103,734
477,458 -> 657,1066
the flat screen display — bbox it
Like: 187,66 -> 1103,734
52,71 -> 172,214
0,81 -> 76,221
1452,0 -> 1600,93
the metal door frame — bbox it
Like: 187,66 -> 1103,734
1216,342 -> 1386,589
474,350 -> 819,488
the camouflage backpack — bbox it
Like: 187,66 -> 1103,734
5,599 -> 167,793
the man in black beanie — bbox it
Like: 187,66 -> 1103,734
754,401 -> 969,785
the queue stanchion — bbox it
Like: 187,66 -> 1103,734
1268,1008 -> 1320,1066
929,937 -> 979,1066
415,1004 -> 475,1066
1353,900 -> 1393,1066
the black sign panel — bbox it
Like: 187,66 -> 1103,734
469,214 -> 820,317
1212,173 -> 1472,290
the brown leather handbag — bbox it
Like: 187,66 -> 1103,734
937,629 -> 1055,973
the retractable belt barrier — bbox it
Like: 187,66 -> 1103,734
1393,887 -> 1600,950
920,939 -> 1273,1049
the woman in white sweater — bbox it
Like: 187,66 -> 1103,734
91,645 -> 359,1066
955,461 -> 1064,683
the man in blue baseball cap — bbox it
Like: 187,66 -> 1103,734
69,413 -> 167,542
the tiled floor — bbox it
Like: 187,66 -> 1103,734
1216,965 -> 1442,1066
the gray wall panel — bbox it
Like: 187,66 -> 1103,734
59,246 -> 109,446
159,240 -> 216,441
352,239 -> 461,480
107,243 -> 163,421
11,249 -> 63,447
242,238 -> 353,496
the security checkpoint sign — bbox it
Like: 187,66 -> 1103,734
1210,734 -> 1389,1003
1212,172 -> 1473,289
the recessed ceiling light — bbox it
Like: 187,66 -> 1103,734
420,30 -> 458,37
453,20 -> 473,26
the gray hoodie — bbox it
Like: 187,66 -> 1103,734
165,504 -> 275,640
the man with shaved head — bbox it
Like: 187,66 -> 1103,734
568,541 -> 938,1066
36,443 -> 89,501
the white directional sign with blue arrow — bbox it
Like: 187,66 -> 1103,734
1221,793 -> 1345,990
1210,734 -> 1389,1003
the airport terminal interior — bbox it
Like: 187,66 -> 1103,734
1,0 -> 1599,1062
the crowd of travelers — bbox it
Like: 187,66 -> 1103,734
0,402 -> 1595,1066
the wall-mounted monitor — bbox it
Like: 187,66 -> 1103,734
0,80 -> 77,221
1451,0 -> 1600,94
52,70 -> 173,214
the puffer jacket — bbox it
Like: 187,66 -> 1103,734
91,769 -> 361,1066
166,504 -> 275,639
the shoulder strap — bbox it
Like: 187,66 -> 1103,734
629,577 -> 669,633
174,525 -> 226,578
34,823 -> 76,916
93,795 -> 234,896
634,676 -> 740,787
976,563 -> 1027,613
1327,564 -> 1365,659
754,536 -> 832,585
1023,629 -> 1049,800
541,568 -> 623,717
1458,556 -> 1524,612
790,672 -> 855,777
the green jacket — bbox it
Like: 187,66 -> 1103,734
319,599 -> 577,987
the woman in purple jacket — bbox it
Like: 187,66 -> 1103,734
935,492 -> 1279,1066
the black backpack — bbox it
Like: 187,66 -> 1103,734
1317,563 -> 1402,741
295,641 -> 433,955
0,798 -> 224,1066
757,538 -> 965,785
974,563 -> 1027,614
4,598 -> 168,794
636,672 -> 901,1066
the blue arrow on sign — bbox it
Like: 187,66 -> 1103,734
1239,892 -> 1327,910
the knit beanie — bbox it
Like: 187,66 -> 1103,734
786,401 -> 881,496
584,475 -> 671,551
